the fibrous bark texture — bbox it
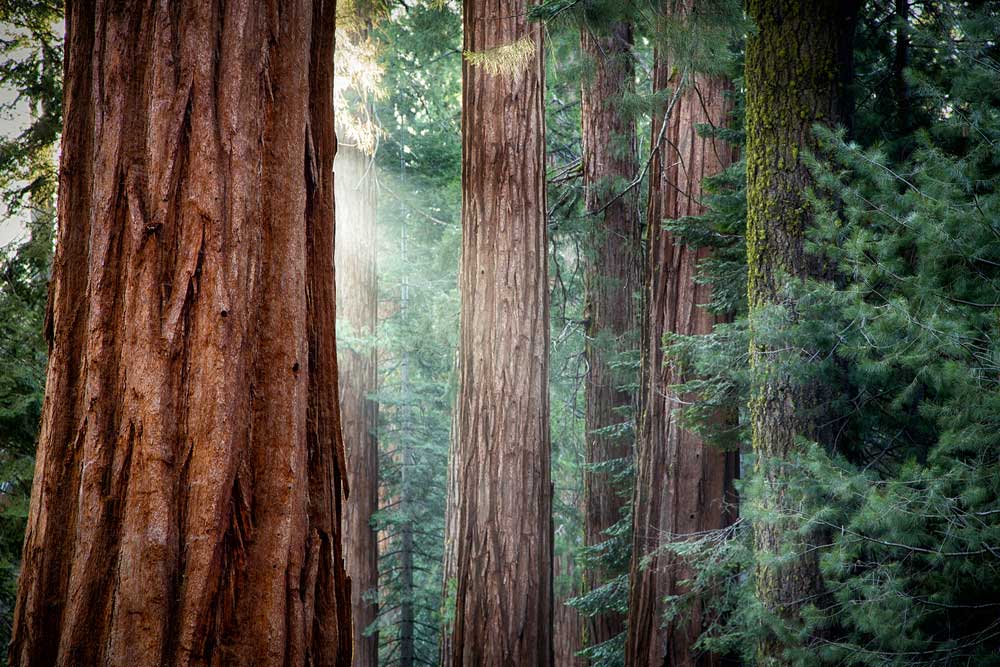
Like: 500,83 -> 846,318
579,19 -> 640,651
744,1 -> 857,664
334,142 -> 379,667
449,0 -> 552,664
11,2 -> 351,665
625,30 -> 738,667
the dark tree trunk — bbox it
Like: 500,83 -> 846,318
625,36 -> 739,667
335,142 -> 379,667
10,2 -> 351,665
449,0 -> 553,663
744,1 -> 858,663
579,19 -> 640,651
894,0 -> 911,133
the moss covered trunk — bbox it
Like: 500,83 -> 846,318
579,19 -> 640,652
448,0 -> 553,664
625,32 -> 739,667
10,1 -> 351,665
745,1 -> 858,664
334,142 -> 379,667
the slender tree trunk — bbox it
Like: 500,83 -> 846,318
10,2 -> 351,665
625,32 -> 739,666
398,224 -> 415,667
449,0 -> 552,663
894,0 -> 911,134
335,142 -> 379,667
439,370 -> 460,664
554,550 -> 586,667
579,19 -> 640,651
744,1 -> 858,664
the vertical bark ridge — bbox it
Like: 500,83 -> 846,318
10,1 -> 351,665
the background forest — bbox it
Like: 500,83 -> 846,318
1,0 -> 999,666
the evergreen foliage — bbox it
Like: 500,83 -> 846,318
0,212 -> 50,656
0,2 -> 60,657
0,1 -> 61,213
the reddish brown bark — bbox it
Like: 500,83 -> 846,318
335,142 -> 379,667
579,19 -> 640,651
11,2 -> 351,665
448,0 -> 552,664
625,41 -> 738,667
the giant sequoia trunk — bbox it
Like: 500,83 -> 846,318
579,19 -> 640,651
334,142 -> 379,667
11,2 -> 351,665
448,0 -> 553,663
744,1 -> 857,663
625,51 -> 739,667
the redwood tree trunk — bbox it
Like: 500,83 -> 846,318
335,142 -> 379,667
625,23 -> 738,667
10,2 -> 351,665
744,1 -> 857,663
579,19 -> 640,651
449,0 -> 553,663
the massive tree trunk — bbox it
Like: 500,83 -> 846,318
449,0 -> 552,664
335,142 -> 379,667
744,1 -> 857,664
579,19 -> 640,652
625,16 -> 738,667
11,2 -> 351,665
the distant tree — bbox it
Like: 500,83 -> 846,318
447,0 -> 553,662
364,4 -> 462,665
335,141 -> 379,667
0,212 -> 51,661
334,14 -> 384,665
10,2 -> 351,664
579,8 -> 640,653
0,0 -> 62,213
625,2 -> 740,664
0,1 -> 62,660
